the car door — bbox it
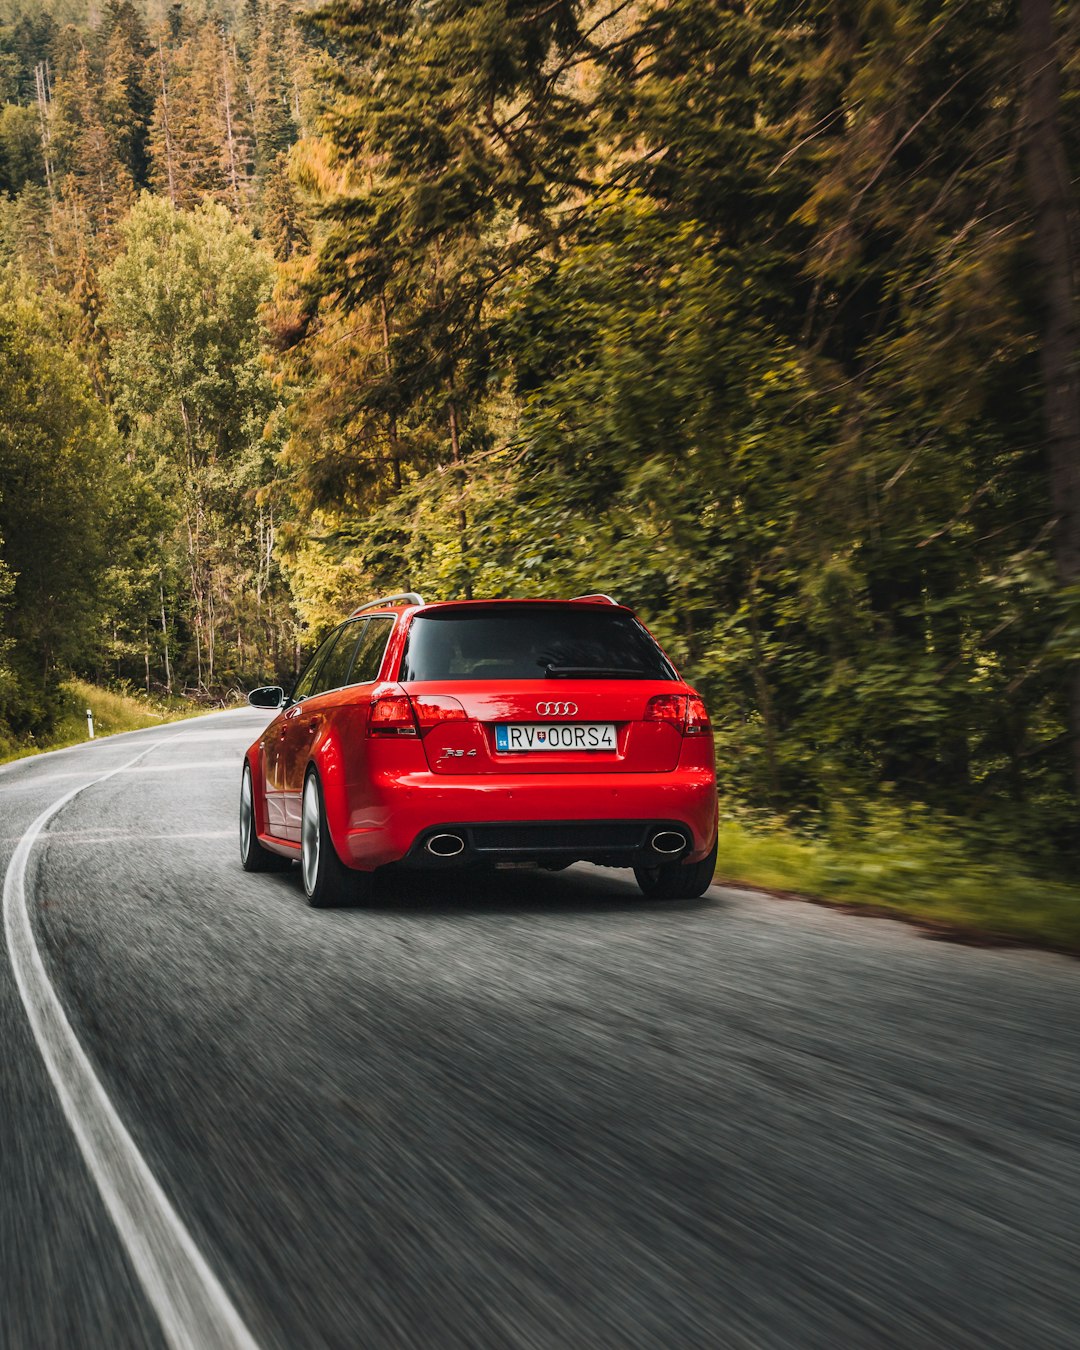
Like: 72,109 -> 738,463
262,630 -> 339,837
279,621 -> 367,839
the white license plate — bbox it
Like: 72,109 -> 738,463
494,723 -> 617,753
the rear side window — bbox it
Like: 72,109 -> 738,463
351,616 -> 395,683
291,629 -> 339,701
399,608 -> 676,681
313,621 -> 364,694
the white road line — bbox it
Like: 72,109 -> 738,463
120,761 -> 241,773
0,708 -> 267,783
20,830 -> 236,845
1,761 -> 240,788
2,743 -> 263,1350
169,729 -> 265,742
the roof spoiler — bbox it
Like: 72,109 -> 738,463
350,592 -> 425,617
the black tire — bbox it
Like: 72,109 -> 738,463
240,763 -> 292,873
301,768 -> 371,908
634,834 -> 718,900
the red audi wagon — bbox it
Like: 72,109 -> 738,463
241,594 -> 718,906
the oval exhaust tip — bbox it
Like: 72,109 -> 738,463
651,830 -> 686,856
427,833 -> 465,858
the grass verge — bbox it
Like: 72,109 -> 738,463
0,679 -> 216,766
714,806 -> 1080,954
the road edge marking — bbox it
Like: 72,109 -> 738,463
0,707 -> 268,782
2,743 -> 263,1350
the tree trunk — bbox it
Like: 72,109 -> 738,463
378,291 -> 403,490
206,571 -> 216,689
747,570 -> 781,805
186,512 -> 204,692
159,580 -> 172,695
157,42 -> 177,208
447,399 -> 472,599
221,36 -> 242,211
1019,0 -> 1080,802
34,62 -> 55,199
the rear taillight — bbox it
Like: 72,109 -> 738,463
644,693 -> 710,736
684,695 -> 710,735
411,695 -> 467,729
368,694 -> 417,735
368,692 -> 468,736
644,694 -> 686,724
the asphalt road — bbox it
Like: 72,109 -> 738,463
2,709 -> 1079,1350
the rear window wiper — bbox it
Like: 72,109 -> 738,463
543,665 -> 647,678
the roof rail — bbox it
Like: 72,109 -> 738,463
571,593 -> 619,605
350,592 -> 425,617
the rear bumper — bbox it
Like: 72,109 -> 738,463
402,819 -> 695,869
339,766 -> 718,870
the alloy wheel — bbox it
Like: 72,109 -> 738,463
240,767 -> 254,861
301,775 -> 321,896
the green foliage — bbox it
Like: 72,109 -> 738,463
288,0 -> 1080,874
105,194 -> 275,461
0,676 -> 207,763
0,100 -> 39,192
0,2 -> 314,730
0,292 -> 128,735
102,194 -> 296,692
713,805 -> 1080,953
0,526 -> 15,725
0,0 -> 1077,918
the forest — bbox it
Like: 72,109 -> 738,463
0,0 -> 1078,880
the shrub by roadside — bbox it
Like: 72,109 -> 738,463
715,803 -> 1080,954
0,679 -> 214,765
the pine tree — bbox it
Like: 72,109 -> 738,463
248,4 -> 292,177
72,249 -> 109,400
289,0 -> 603,592
103,0 -> 152,188
147,28 -> 222,210
0,101 -> 42,193
147,24 -> 254,215
52,45 -> 135,241
260,149 -> 306,259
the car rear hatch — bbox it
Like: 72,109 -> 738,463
405,679 -> 687,774
390,602 -> 693,775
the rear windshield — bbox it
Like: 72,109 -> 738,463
399,607 -> 677,682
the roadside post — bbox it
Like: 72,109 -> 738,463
86,709 -> 94,739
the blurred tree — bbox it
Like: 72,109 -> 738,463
0,295 -> 126,732
0,100 -> 40,192
248,0 -> 294,177
0,529 -> 15,741
281,0 -> 1079,857
1019,0 -> 1080,803
260,148 -> 308,259
103,194 -> 293,690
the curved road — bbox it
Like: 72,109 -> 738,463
2,709 -> 1079,1349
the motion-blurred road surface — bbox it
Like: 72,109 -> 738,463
2,710 -> 1078,1349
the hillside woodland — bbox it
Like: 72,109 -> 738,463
0,0 -> 1078,873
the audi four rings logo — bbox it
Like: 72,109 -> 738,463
536,701 -> 578,717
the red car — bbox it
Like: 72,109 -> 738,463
240,594 -> 718,906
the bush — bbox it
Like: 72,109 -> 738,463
714,800 -> 1080,952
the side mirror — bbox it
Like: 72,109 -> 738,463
247,685 -> 286,709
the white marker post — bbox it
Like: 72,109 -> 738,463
86,709 -> 94,739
